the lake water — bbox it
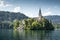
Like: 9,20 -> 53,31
0,29 -> 60,40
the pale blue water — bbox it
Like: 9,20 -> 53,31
0,29 -> 60,40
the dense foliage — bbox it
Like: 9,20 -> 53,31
23,18 -> 54,30
13,19 -> 19,29
13,17 -> 54,30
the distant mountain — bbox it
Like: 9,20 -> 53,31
44,15 -> 60,24
0,11 -> 60,24
0,11 -> 28,21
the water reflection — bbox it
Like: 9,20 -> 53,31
13,30 -> 54,40
0,29 -> 60,40
0,29 -> 13,40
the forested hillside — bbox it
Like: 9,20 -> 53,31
44,15 -> 60,24
0,11 -> 28,21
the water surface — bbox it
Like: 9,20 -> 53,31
0,29 -> 60,40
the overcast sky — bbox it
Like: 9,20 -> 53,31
0,0 -> 60,17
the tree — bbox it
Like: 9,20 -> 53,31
13,18 -> 54,30
32,21 -> 40,30
13,19 -> 19,29
24,18 -> 54,30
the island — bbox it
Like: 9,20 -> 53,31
13,9 -> 54,30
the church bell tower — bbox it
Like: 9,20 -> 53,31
39,8 -> 42,20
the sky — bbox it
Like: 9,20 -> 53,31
0,0 -> 60,17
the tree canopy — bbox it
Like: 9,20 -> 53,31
13,18 -> 54,30
23,18 -> 54,30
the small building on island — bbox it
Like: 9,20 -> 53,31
34,8 -> 43,21
16,8 -> 54,30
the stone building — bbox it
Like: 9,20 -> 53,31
34,8 -> 43,21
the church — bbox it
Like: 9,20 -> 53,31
34,8 -> 43,21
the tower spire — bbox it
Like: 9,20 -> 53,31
39,8 -> 42,17
39,8 -> 42,20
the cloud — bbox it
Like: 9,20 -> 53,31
42,8 -> 52,16
12,6 -> 21,12
43,11 -> 52,16
0,0 -> 21,12
0,0 -> 12,7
